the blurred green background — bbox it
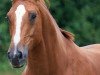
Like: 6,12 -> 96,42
0,0 -> 100,75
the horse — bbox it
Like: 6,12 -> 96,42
7,0 -> 100,75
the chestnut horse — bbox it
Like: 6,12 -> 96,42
7,0 -> 100,75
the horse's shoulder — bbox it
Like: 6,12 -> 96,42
79,44 -> 100,59
80,44 -> 100,58
81,44 -> 100,74
81,44 -> 100,51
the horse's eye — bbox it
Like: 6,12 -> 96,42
29,13 -> 36,23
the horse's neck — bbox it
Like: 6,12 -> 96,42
24,2 -> 91,75
25,19 -> 84,75
25,30 -> 68,75
25,39 -> 49,75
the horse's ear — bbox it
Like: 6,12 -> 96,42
60,28 -> 74,40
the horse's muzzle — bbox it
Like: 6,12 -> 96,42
7,45 -> 28,68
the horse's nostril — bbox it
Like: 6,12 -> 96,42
7,50 -> 23,60
7,52 -> 11,59
18,51 -> 22,59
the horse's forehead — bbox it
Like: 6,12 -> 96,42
8,1 -> 37,16
15,4 -> 26,17
13,4 -> 26,50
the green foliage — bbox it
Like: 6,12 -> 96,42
0,0 -> 100,74
50,0 -> 100,46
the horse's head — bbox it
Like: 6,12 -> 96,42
7,0 -> 43,68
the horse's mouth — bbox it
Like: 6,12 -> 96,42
10,59 -> 26,68
13,64 -> 24,68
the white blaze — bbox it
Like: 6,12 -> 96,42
14,5 -> 26,54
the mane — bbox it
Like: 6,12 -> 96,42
37,0 -> 74,41
60,28 -> 74,40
